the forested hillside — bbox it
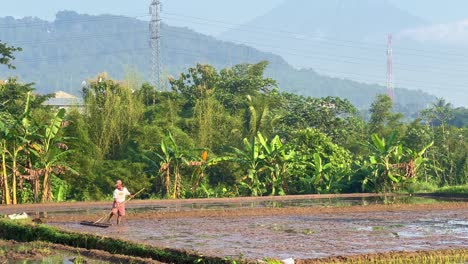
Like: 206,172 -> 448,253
0,11 -> 435,113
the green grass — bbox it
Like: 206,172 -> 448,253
433,184 -> 468,196
403,182 -> 438,194
308,249 -> 467,263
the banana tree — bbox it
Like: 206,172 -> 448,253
187,150 -> 232,197
257,132 -> 296,196
230,136 -> 266,196
0,123 -> 11,204
311,153 -> 333,193
29,108 -> 75,202
153,131 -> 189,198
244,95 -> 270,138
9,92 -> 34,204
0,92 -> 32,204
365,132 -> 435,193
403,141 -> 434,184
364,133 -> 399,192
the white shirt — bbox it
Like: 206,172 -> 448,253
113,187 -> 130,203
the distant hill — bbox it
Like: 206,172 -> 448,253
218,0 -> 468,107
221,0 -> 426,40
0,11 -> 435,113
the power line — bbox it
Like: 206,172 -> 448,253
4,12 -> 465,68
161,12 -> 468,60
6,44 -> 467,93
3,9 -> 468,60
1,13 -> 467,94
7,31 -> 468,88
6,27 -> 468,75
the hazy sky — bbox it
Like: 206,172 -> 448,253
3,0 -> 468,36
388,0 -> 468,23
1,0 -> 284,35
3,0 -> 468,38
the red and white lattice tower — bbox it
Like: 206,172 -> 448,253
386,34 -> 395,101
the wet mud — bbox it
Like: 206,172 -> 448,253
1,194 -> 467,260
0,240 -> 163,263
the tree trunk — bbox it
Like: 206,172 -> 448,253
270,173 -> 276,196
1,147 -> 11,205
192,170 -> 204,196
41,170 -> 50,203
173,166 -> 181,199
12,157 -> 17,204
164,167 -> 171,197
34,175 -> 39,203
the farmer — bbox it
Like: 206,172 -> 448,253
108,180 -> 133,225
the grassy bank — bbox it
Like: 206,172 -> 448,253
295,249 -> 467,264
405,182 -> 468,198
0,219 -> 229,264
432,184 -> 468,197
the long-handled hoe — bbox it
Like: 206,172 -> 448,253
80,188 -> 145,228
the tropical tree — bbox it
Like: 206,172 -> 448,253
421,98 -> 454,129
0,78 -> 53,204
152,131 -> 189,198
289,128 -> 352,194
368,94 -> 404,137
83,73 -> 144,159
244,95 -> 270,139
29,109 -> 76,202
0,119 -> 12,204
0,41 -> 22,69
186,150 -> 232,197
420,99 -> 467,186
5,92 -> 33,204
257,132 -> 295,196
230,136 -> 266,196
363,132 -> 433,193
217,61 -> 277,112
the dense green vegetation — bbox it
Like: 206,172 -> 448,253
0,11 -> 436,115
0,41 -> 466,204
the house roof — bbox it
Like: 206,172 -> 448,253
44,91 -> 83,106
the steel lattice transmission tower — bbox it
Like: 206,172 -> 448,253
149,0 -> 162,90
386,34 -> 394,101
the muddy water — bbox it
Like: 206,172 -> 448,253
44,196 -> 468,260
3,194 -> 461,217
51,209 -> 468,260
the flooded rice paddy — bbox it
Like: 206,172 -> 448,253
2,194 -> 467,260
